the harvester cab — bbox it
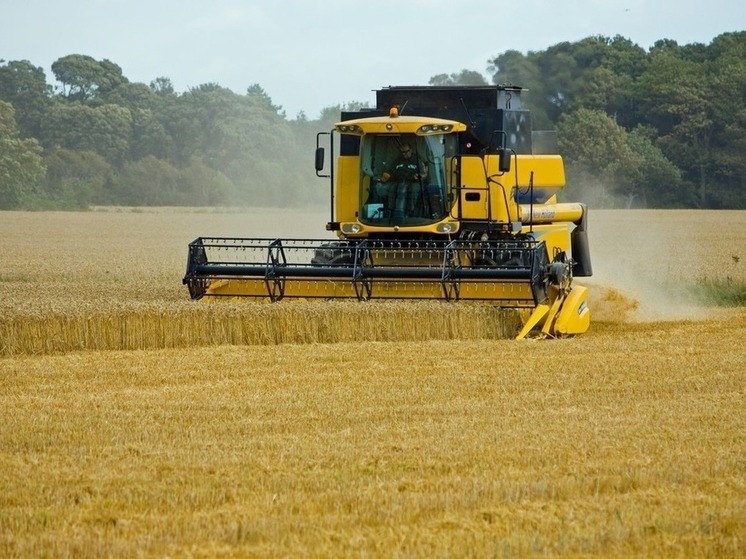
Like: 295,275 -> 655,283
183,85 -> 593,339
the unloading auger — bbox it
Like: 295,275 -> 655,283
183,85 -> 593,339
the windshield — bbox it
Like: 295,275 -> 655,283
359,133 -> 455,226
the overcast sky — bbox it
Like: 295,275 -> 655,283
1,0 -> 743,118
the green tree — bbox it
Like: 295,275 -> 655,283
179,157 -> 236,205
596,36 -> 648,128
159,84 -> 303,205
625,126 -> 694,207
428,70 -> 488,86
488,36 -> 647,128
487,49 -> 542,89
102,82 -> 160,111
704,32 -> 746,208
51,54 -> 128,100
41,148 -> 111,208
101,82 -> 174,160
0,100 -> 46,208
150,76 -> 175,96
109,155 -> 180,205
246,83 -> 285,116
636,48 -> 714,206
43,101 -> 132,164
0,59 -> 51,139
557,108 -> 641,207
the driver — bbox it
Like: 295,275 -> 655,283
380,143 -> 427,219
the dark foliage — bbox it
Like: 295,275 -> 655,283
0,33 -> 743,210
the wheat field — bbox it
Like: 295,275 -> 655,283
1,208 -> 745,557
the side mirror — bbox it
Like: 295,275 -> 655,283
315,147 -> 325,172
498,149 -> 511,173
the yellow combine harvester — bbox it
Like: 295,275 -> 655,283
183,85 -> 592,339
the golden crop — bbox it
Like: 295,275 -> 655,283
0,208 -> 744,557
1,208 -> 743,355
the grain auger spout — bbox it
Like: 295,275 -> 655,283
184,85 -> 593,339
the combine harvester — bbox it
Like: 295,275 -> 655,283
183,85 -> 592,339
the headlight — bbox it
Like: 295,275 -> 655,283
336,124 -> 362,134
341,223 -> 362,234
437,222 -> 457,233
417,124 -> 454,134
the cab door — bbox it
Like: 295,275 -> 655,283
455,155 -> 489,221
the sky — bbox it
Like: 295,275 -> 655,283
1,0 -> 744,119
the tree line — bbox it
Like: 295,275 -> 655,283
1,31 -> 744,210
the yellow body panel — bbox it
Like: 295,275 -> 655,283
454,155 -> 570,225
514,284 -> 589,339
457,156 -> 495,221
205,277 -> 536,304
515,303 -> 551,340
335,156 -> 360,223
553,285 -> 590,335
483,154 -> 567,224
520,223 -> 573,258
511,154 -> 566,188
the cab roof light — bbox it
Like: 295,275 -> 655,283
418,123 -> 454,134
336,124 -> 363,134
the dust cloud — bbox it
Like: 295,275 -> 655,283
581,209 -> 720,323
